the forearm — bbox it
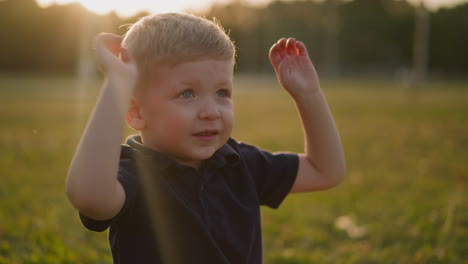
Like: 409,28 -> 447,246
294,89 -> 346,182
66,79 -> 129,217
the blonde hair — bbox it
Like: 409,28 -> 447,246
122,13 -> 235,83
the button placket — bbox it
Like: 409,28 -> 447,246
198,183 -> 209,223
198,170 -> 217,225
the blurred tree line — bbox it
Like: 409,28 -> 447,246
0,0 -> 467,77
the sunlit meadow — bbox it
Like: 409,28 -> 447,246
0,74 -> 466,263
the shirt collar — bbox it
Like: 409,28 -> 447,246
124,134 -> 173,172
208,139 -> 240,169
123,134 -> 240,172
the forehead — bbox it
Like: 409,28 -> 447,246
152,59 -> 234,85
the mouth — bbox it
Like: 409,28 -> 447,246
192,129 -> 219,140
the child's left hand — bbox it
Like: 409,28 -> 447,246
269,38 -> 320,99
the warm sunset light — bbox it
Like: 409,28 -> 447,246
35,0 -> 468,17
35,0 -> 234,17
407,0 -> 467,9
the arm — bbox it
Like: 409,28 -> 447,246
66,33 -> 138,220
269,38 -> 346,193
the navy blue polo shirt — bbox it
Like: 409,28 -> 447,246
79,134 -> 298,264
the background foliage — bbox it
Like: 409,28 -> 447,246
0,0 -> 467,76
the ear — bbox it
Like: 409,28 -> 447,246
126,97 -> 145,131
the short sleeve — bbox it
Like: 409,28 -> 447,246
79,146 -> 139,232
239,142 -> 299,209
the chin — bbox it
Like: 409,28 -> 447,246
171,137 -> 228,165
190,147 -> 218,160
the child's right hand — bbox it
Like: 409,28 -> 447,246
94,33 -> 138,88
67,34 -> 137,220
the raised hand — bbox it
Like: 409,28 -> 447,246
94,33 -> 138,87
67,33 -> 139,221
269,38 -> 320,98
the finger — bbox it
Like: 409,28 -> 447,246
94,33 -> 123,52
277,37 -> 287,45
277,38 -> 287,59
269,42 -> 280,56
269,43 -> 281,69
101,33 -> 123,47
294,41 -> 309,57
285,38 -> 296,56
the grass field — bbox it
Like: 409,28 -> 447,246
0,74 -> 466,263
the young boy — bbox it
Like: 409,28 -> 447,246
66,13 -> 345,264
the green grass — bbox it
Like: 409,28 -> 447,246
0,74 -> 466,263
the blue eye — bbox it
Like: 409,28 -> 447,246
216,89 -> 230,98
179,90 -> 194,98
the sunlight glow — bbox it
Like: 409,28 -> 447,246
35,0 -> 233,17
36,0 -> 467,17
407,0 -> 467,10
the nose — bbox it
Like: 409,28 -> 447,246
198,99 -> 221,120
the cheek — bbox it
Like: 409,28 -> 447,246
143,101 -> 194,134
221,104 -> 234,132
159,108 -> 192,130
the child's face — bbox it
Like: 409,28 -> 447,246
137,59 -> 234,169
